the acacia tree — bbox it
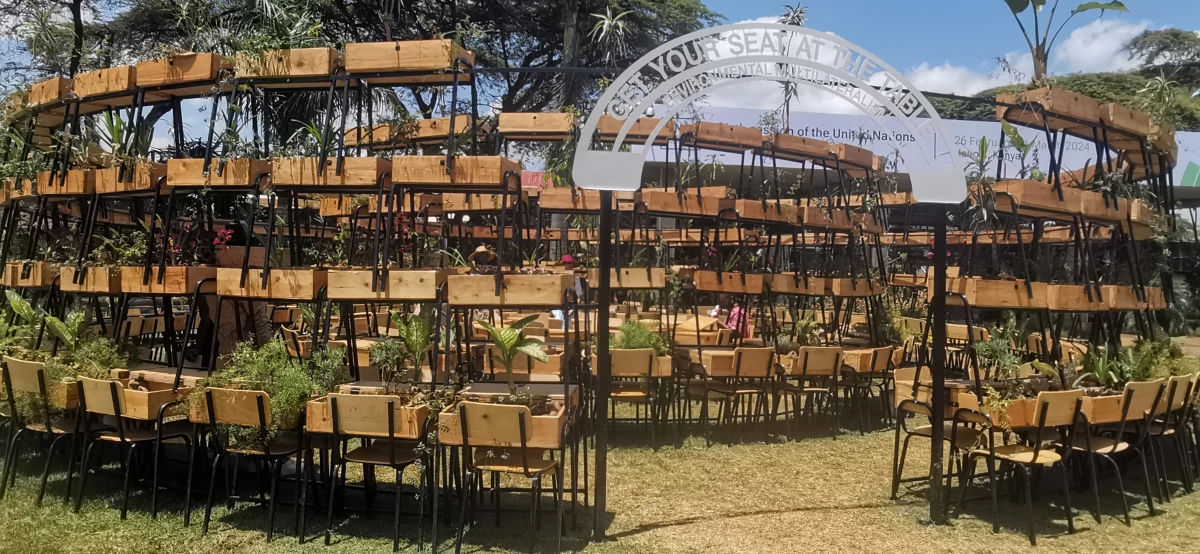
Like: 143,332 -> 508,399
1000,0 -> 1128,83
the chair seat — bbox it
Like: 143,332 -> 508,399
612,389 -> 654,401
26,419 -> 79,435
972,444 -> 1061,466
345,441 -> 420,466
1147,423 -> 1177,436
473,447 -> 557,475
1061,435 -> 1129,455
774,382 -> 832,395
910,422 -> 983,449
95,419 -> 192,443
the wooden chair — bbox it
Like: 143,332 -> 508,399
956,389 -> 1084,546
890,367 -> 982,500
72,377 -> 194,520
0,356 -> 80,506
454,401 -> 562,554
685,347 -> 774,446
776,347 -> 842,440
1146,374 -> 1196,501
1059,379 -> 1165,525
605,348 -> 659,449
321,394 -> 427,552
199,387 -> 302,541
838,346 -> 894,433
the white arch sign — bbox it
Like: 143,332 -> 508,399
573,23 -> 968,204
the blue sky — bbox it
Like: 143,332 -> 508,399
703,1 -> 1198,94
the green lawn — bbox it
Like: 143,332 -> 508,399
1,423 -> 1199,554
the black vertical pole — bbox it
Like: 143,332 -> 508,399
593,190 -> 613,541
929,204 -> 949,524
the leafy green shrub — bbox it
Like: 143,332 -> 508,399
611,320 -> 670,355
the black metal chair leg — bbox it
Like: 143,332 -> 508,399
73,440 -> 98,513
1060,462 -> 1074,535
120,443 -> 140,519
183,439 -> 195,526
454,471 -> 474,554
325,462 -> 340,545
266,458 -> 282,542
202,452 -> 224,536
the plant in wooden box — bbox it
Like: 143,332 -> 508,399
608,320 -> 673,378
474,315 -> 551,411
0,132 -> 50,198
91,111 -> 163,194
188,337 -> 348,448
775,312 -> 821,356
370,310 -> 434,392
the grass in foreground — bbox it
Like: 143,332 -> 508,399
1,421 -> 1199,554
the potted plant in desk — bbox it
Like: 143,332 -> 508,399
605,319 -> 673,379
370,310 -> 433,393
474,315 -> 551,411
188,338 -> 347,448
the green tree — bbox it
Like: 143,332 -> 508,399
1000,0 -> 1128,83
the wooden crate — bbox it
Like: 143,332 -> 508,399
765,274 -> 827,296
1128,199 -> 1157,228
1079,190 -> 1130,223
733,199 -> 799,224
693,271 -> 764,294
998,88 -> 1101,126
679,122 -> 763,151
770,133 -> 831,159
74,66 -> 136,99
828,278 -> 882,297
36,169 -> 94,196
800,206 -> 853,230
437,401 -> 568,449
1103,285 -> 1145,311
28,77 -> 71,107
445,274 -> 574,307
344,40 -> 474,84
120,266 -> 218,296
391,156 -> 520,187
327,269 -> 439,301
990,179 -> 1081,219
305,396 -> 428,437
1150,121 -> 1177,158
586,268 -> 667,290
136,53 -> 226,87
1082,394 -> 1123,425
216,268 -> 328,301
943,278 -> 1048,309
596,115 -> 674,144
4,262 -> 58,288
95,163 -> 167,194
641,189 -> 730,217
1047,284 -> 1107,312
441,192 -> 517,212
1102,103 -> 1151,137
834,143 -> 874,168
345,117 -> 473,147
59,266 -> 121,294
1145,287 -> 1167,310
272,157 -> 390,187
236,48 -> 340,79
120,381 -> 191,421
538,187 -> 616,211
498,113 -> 576,140
167,158 -> 271,187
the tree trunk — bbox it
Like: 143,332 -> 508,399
560,0 -> 581,107
1033,44 -> 1048,84
68,0 -> 84,76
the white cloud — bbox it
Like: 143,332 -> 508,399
1051,18 -> 1148,74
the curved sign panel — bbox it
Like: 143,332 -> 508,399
573,23 -> 967,204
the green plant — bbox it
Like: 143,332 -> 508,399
88,228 -> 148,268
475,315 -> 549,397
611,320 -> 670,356
1001,0 -> 1129,82
1001,121 -> 1044,180
1074,347 -> 1123,389
188,338 -> 345,449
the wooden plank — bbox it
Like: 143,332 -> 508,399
305,395 -> 427,438
94,163 -> 167,195
828,278 -> 882,297
437,402 -> 568,449
764,274 -> 827,295
136,53 -> 225,87
1047,284 -> 1107,312
167,158 -> 271,187
5,262 -> 59,288
36,169 -> 94,196
216,268 -> 328,301
586,268 -> 667,290
28,77 -> 71,107
445,274 -> 574,306
344,40 -> 474,80
391,156 -> 520,186
119,266 -> 217,296
596,115 -> 674,144
538,187 -> 616,211
345,117 -> 473,147
74,66 -> 136,99
59,266 -> 121,294
769,132 -> 832,159
272,157 -> 389,187
1102,102 -> 1151,137
679,122 -> 763,150
235,48 -> 340,79
693,271 -> 764,294
834,143 -> 874,168
497,113 -> 576,140
326,269 -> 439,301
641,189 -> 730,217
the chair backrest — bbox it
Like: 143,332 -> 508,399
608,348 -> 656,378
716,329 -> 734,345
1032,389 -> 1084,428
205,387 -> 272,427
793,346 -> 842,377
865,346 -> 893,372
1164,374 -> 1193,412
78,377 -> 125,417
2,356 -> 47,394
328,393 -> 405,438
946,324 -> 988,342
459,401 -> 533,447
732,347 -> 774,378
1122,379 -> 1166,422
